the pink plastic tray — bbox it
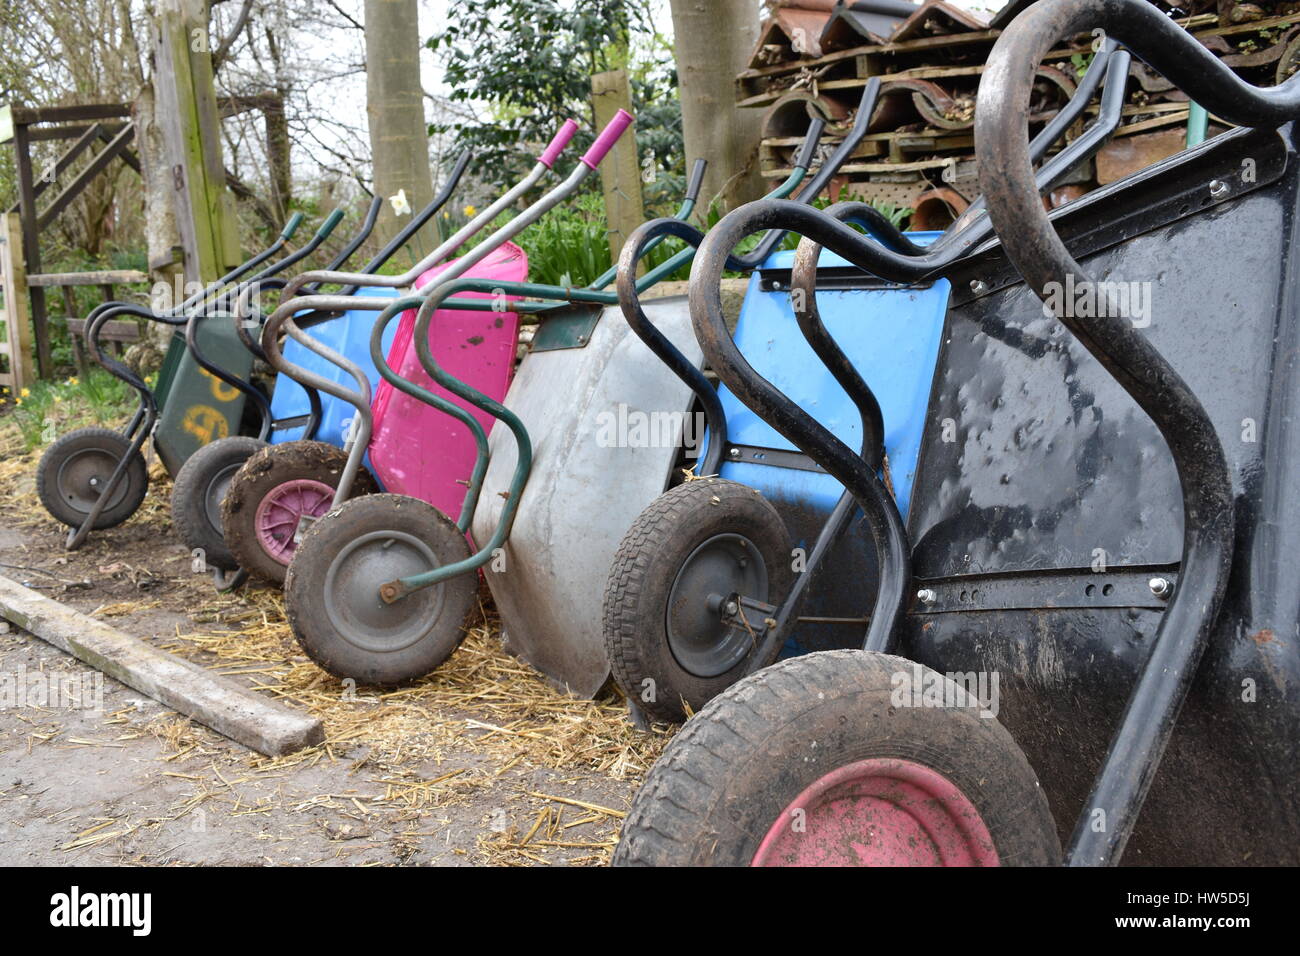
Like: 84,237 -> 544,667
369,241 -> 527,525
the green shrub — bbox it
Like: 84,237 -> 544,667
1,369 -> 136,451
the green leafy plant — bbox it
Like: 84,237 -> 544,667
428,0 -> 684,203
1,369 -> 135,451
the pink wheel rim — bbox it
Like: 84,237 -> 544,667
253,478 -> 337,564
751,758 -> 1000,867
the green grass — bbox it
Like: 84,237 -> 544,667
0,369 -> 138,452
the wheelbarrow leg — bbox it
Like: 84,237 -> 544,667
65,426 -> 153,551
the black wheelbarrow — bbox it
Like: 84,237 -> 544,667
614,0 -> 1300,866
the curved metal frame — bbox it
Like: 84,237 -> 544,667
616,44 -> 1128,479
279,120 -> 827,607
64,211 -> 346,548
63,150 -> 477,552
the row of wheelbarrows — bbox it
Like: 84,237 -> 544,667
32,0 -> 1300,866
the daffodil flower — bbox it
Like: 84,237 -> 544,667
20,387 -> 31,398
389,189 -> 412,217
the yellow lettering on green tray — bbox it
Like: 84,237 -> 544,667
201,367 -> 241,403
181,405 -> 230,445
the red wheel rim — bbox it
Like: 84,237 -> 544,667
254,478 -> 336,564
751,758 -> 999,867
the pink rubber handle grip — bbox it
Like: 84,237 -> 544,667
580,109 -> 634,169
539,120 -> 580,169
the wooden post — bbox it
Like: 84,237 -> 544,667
153,0 -> 241,285
10,119 -> 52,377
0,213 -> 36,392
591,70 -> 645,265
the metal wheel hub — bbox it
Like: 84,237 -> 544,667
321,529 -> 446,655
254,478 -> 336,563
58,447 -> 129,514
751,758 -> 999,867
666,533 -> 768,678
204,462 -> 247,532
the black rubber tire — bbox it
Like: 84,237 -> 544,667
285,494 -> 476,685
222,440 -> 379,585
613,650 -> 1061,867
602,477 -> 795,724
171,436 -> 268,572
36,427 -> 149,530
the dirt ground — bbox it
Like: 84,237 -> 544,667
0,433 -> 667,866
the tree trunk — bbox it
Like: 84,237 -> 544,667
365,0 -> 435,248
264,93 -> 291,218
133,79 -> 184,369
669,0 -> 765,215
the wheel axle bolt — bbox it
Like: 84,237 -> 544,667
970,279 -> 989,295
725,600 -> 739,617
917,588 -> 937,605
1148,577 -> 1173,599
1209,179 -> 1230,200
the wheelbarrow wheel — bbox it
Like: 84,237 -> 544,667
613,650 -> 1061,867
285,494 -> 476,685
36,427 -> 149,530
171,435 -> 268,572
222,441 -> 379,585
602,477 -> 795,724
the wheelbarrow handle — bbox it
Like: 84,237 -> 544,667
322,196 -> 383,274
740,79 -> 875,268
793,117 -> 826,172
280,212 -> 305,241
580,109 -> 634,169
359,148 -> 474,277
259,148 -> 553,316
539,119 -> 580,169
684,158 -> 708,205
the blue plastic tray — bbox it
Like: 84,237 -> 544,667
269,286 -> 401,452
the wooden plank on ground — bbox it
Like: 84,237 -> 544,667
0,573 -> 324,757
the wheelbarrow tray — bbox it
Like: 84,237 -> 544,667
368,242 -> 527,522
472,296 -> 704,697
902,124 -> 1300,864
153,314 -> 255,476
269,286 -> 402,461
714,245 -> 947,655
